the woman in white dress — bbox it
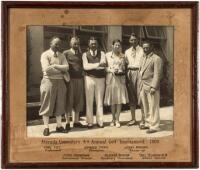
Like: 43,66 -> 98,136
104,39 -> 129,128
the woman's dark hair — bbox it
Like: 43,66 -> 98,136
112,39 -> 121,45
130,32 -> 138,39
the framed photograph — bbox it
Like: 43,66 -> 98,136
2,1 -> 198,168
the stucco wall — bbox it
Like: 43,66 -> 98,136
27,26 -> 44,98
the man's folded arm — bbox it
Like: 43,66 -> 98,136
82,53 -> 99,70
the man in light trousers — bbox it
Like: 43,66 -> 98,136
82,37 -> 106,128
39,37 -> 69,136
139,40 -> 163,134
125,33 -> 145,127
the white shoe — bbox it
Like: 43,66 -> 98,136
115,121 -> 121,128
110,121 -> 115,127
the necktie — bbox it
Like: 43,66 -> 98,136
92,51 -> 95,56
54,52 -> 58,58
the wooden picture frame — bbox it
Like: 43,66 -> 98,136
1,1 -> 198,168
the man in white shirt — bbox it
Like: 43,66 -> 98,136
82,37 -> 106,128
125,33 -> 145,128
39,37 -> 69,136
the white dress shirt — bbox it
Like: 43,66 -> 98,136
125,45 -> 144,68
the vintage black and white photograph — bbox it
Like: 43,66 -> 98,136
3,1 -> 197,167
27,25 -> 173,138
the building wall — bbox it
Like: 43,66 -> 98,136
165,27 -> 174,97
107,26 -> 122,51
27,26 -> 44,99
160,27 -> 174,104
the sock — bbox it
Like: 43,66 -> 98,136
42,115 -> 49,129
56,115 -> 62,127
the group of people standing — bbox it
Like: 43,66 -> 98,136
39,33 -> 162,136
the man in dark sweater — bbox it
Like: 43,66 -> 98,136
63,37 -> 85,132
82,37 -> 106,128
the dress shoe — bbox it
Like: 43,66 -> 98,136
139,124 -> 149,130
43,128 -> 50,136
146,129 -> 157,134
87,124 -> 93,129
127,120 -> 137,126
74,122 -> 85,128
110,120 -> 115,127
56,126 -> 65,133
65,123 -> 71,132
97,124 -> 104,128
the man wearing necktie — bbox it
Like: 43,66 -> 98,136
39,37 -> 69,136
63,37 -> 85,131
82,37 -> 106,128
125,33 -> 145,127
139,40 -> 163,133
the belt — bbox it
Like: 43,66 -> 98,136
128,67 -> 139,71
115,73 -> 125,76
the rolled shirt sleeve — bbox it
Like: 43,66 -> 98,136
100,51 -> 106,63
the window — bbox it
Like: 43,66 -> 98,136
44,26 -> 108,53
53,26 -> 79,29
122,26 -> 145,38
80,26 -> 107,33
145,26 -> 166,39
44,26 -> 74,52
78,26 -> 108,52
122,26 -> 145,52
76,30 -> 107,52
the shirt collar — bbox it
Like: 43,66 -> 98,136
90,49 -> 97,56
111,51 -> 123,58
70,48 -> 76,54
145,52 -> 153,58
49,48 -> 58,55
131,45 -> 140,51
49,48 -> 54,54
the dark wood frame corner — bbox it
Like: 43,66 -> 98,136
1,1 -> 199,168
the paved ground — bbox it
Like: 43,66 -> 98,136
27,106 -> 173,138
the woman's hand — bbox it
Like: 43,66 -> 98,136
150,87 -> 156,95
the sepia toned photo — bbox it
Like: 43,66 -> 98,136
2,1 -> 198,168
27,25 -> 174,138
